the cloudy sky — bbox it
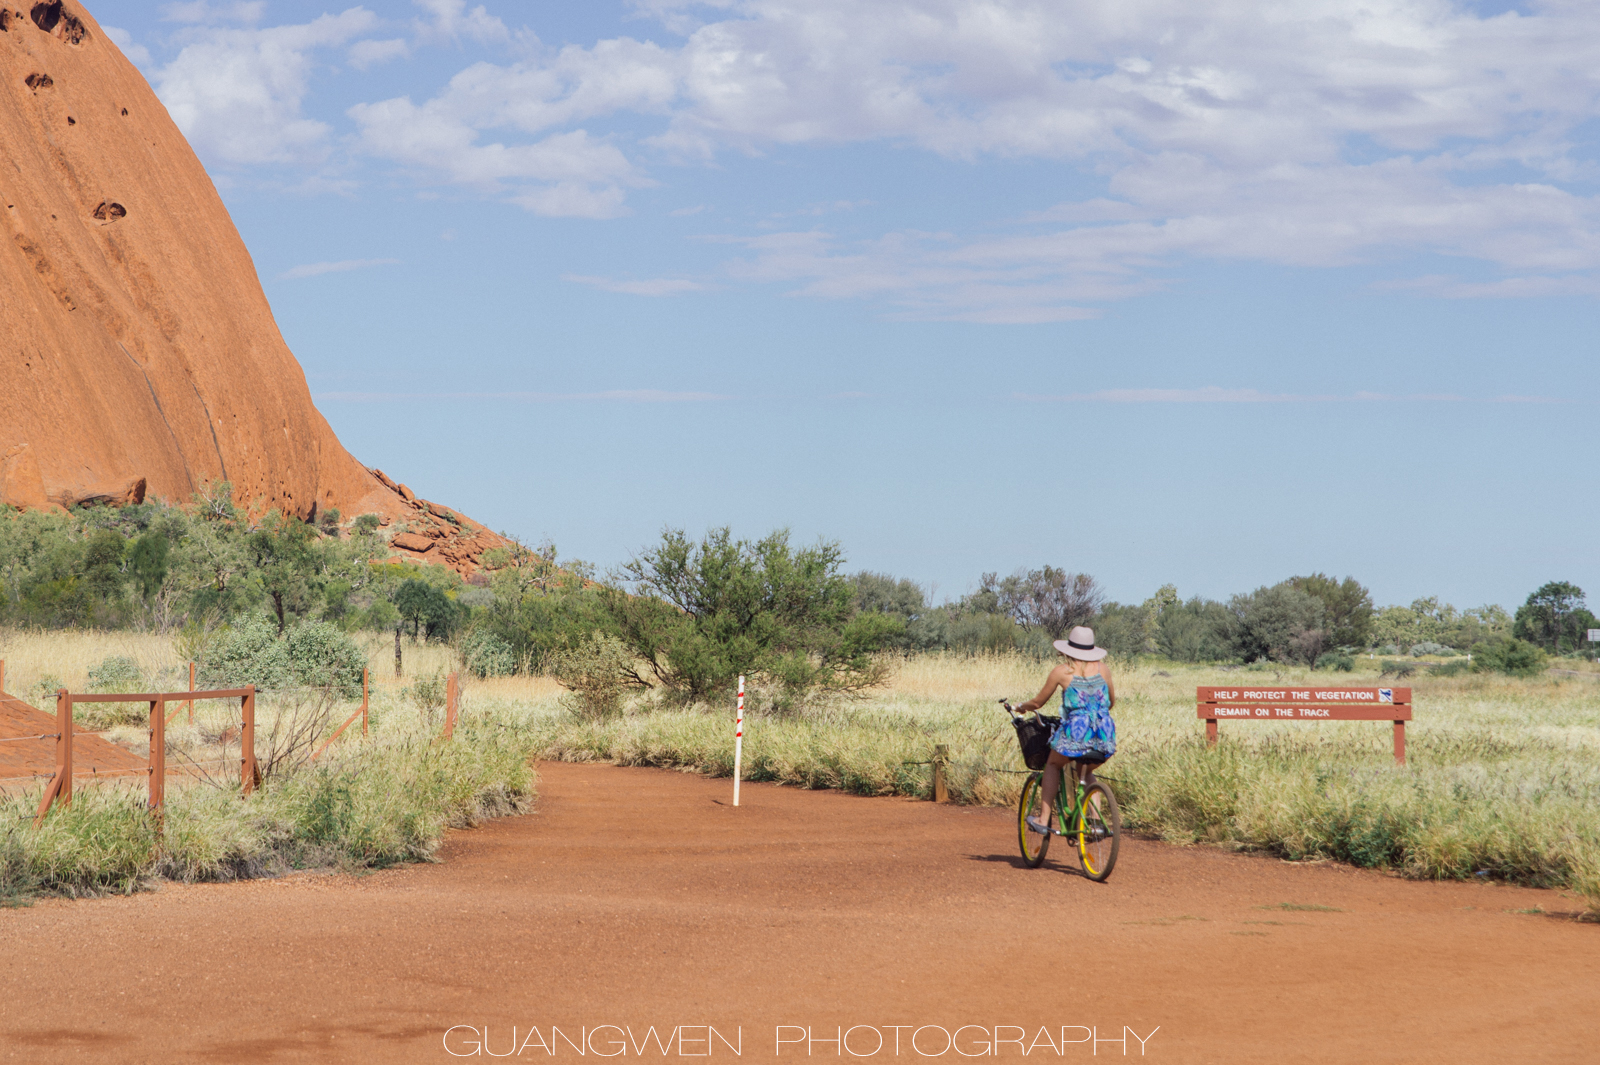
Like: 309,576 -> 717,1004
93,0 -> 1599,610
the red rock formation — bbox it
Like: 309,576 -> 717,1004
0,3 -> 507,574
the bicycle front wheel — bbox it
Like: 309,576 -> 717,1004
1017,772 -> 1051,868
1075,782 -> 1121,882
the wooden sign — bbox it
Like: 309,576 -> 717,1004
1197,686 -> 1413,764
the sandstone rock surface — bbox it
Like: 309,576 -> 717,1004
1,3 -> 507,574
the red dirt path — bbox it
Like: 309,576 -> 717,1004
0,762 -> 1594,1063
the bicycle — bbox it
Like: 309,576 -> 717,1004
1000,699 -> 1122,881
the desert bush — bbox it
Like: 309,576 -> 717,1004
77,655 -> 154,727
285,621 -> 365,696
603,527 -> 899,709
199,615 -> 363,695
548,633 -> 633,720
406,670 -> 448,711
1314,652 -> 1355,672
1154,597 -> 1234,662
87,654 -> 145,692
1228,583 -> 1326,664
462,628 -> 516,678
199,615 -> 294,690
1471,637 -> 1547,678
1409,641 -> 1455,657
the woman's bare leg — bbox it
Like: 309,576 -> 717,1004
1039,752 -> 1071,830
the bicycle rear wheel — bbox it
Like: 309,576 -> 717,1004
1075,782 -> 1121,882
1017,772 -> 1051,868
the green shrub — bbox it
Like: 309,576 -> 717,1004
406,670 -> 447,711
603,527 -> 898,708
1410,641 -> 1455,657
201,614 -> 365,694
1314,652 -> 1355,671
1471,637 -> 1547,678
463,629 -> 516,678
87,655 -> 144,692
285,620 -> 366,696
548,633 -> 633,720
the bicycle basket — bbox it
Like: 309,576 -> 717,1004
1013,713 -> 1060,771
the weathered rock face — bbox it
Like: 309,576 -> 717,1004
0,3 -> 506,574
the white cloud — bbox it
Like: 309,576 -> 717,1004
564,274 -> 707,296
411,0 -> 511,45
161,1 -> 265,24
151,8 -> 379,166
280,258 -> 401,279
349,37 -> 410,70
142,0 -> 1600,316
348,97 -> 646,217
101,26 -> 152,66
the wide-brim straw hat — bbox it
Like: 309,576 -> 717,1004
1053,626 -> 1107,661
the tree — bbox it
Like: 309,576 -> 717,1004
986,566 -> 1103,640
247,511 -> 317,634
851,571 -> 926,620
1227,583 -> 1326,664
1288,574 -> 1373,649
81,528 -> 125,603
603,527 -> 899,708
1513,581 -> 1595,654
1470,636 -> 1548,677
127,529 -> 170,602
394,578 -> 460,641
1155,596 -> 1234,662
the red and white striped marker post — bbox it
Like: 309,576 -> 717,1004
733,675 -> 745,807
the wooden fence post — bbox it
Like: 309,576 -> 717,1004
394,626 -> 402,678
442,672 -> 458,740
59,689 -> 73,807
240,686 -> 258,795
33,689 -> 73,826
188,661 -> 195,724
932,744 -> 949,803
1,658 -> 6,693
149,698 -> 165,811
362,667 -> 369,736
1393,720 -> 1407,766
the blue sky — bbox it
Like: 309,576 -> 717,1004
91,0 -> 1599,611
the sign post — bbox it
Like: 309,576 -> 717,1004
733,676 -> 745,808
1197,686 -> 1413,765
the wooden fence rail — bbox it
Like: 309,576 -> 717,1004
34,687 -> 257,827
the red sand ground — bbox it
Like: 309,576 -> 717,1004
0,761 -> 1595,1063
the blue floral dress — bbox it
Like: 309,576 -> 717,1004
1050,672 -> 1116,761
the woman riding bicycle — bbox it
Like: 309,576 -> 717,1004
1012,625 -> 1116,836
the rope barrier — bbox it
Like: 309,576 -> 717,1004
0,734 -> 58,743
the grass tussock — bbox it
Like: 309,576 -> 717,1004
0,718 -> 534,901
